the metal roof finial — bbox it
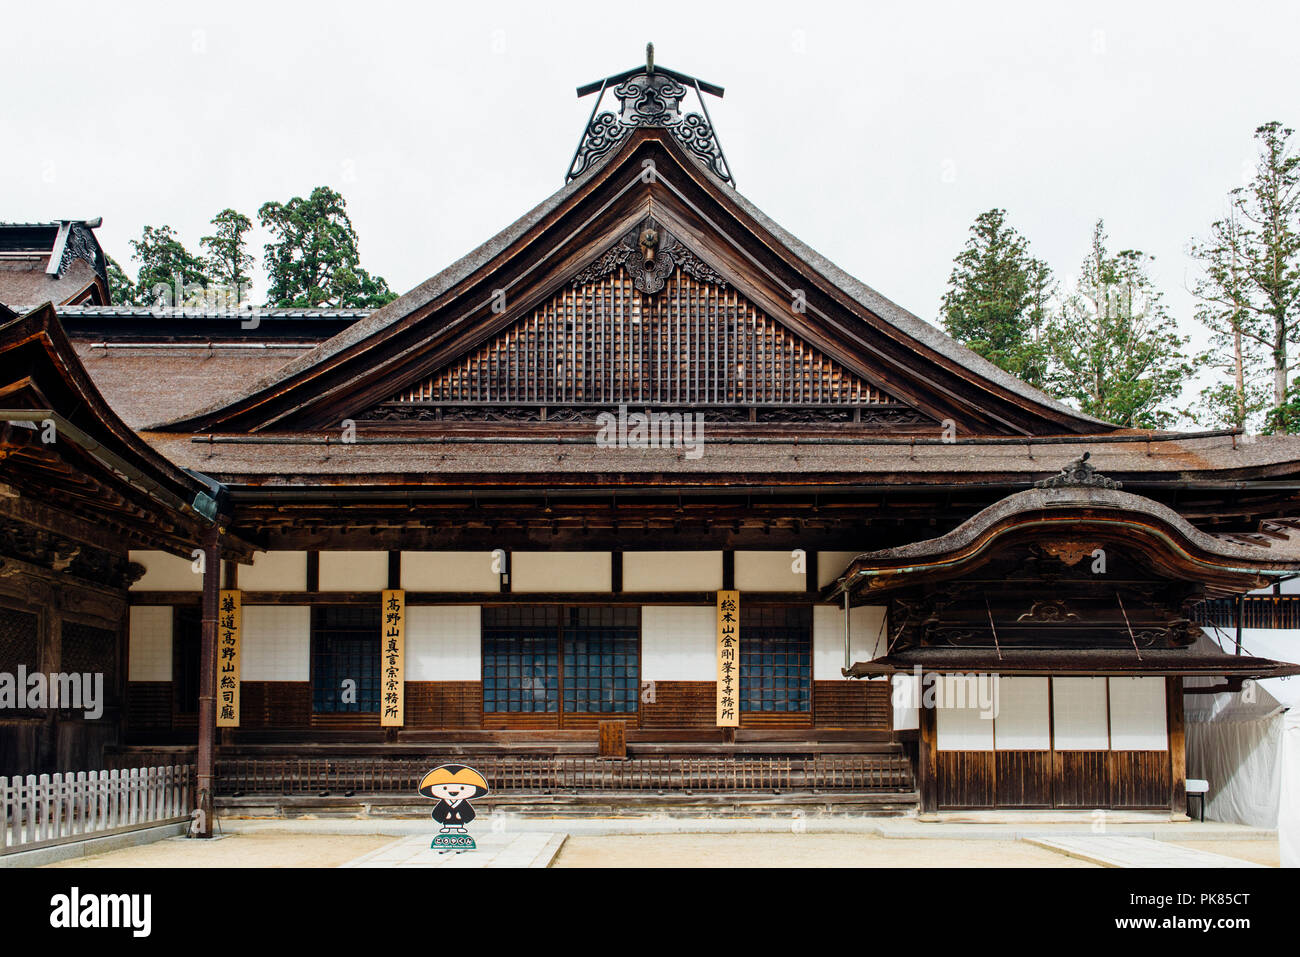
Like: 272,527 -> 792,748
646,42 -> 654,74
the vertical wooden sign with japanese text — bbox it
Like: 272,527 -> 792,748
716,590 -> 740,727
216,590 -> 241,727
381,589 -> 405,727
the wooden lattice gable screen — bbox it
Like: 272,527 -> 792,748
367,264 -> 930,425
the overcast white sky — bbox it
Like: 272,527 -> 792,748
4,1 -> 1298,392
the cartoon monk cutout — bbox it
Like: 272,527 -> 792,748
418,764 -> 489,851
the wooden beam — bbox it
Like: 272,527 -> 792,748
195,526 -> 221,838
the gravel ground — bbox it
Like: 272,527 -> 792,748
1164,840 -> 1279,867
550,833 -> 1101,867
42,832 -> 395,868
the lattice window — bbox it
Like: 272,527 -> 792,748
740,605 -> 812,713
482,606 -> 560,713
385,269 -> 901,410
0,607 -> 38,672
311,606 -> 380,714
562,606 -> 639,714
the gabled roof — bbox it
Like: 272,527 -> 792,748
0,220 -> 109,308
155,128 -> 1115,436
0,303 -> 251,558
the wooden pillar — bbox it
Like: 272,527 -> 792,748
1167,676 -> 1187,819
917,672 -> 938,814
196,527 -> 221,837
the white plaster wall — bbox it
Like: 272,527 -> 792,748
128,606 -> 173,681
812,605 -> 886,679
623,551 -> 723,592
1052,677 -> 1110,750
734,551 -> 805,592
511,551 -> 611,593
242,605 -> 311,680
817,551 -> 861,589
936,702 -> 995,751
407,606 -> 481,681
641,606 -> 715,680
993,677 -> 1051,750
129,550 -> 201,592
402,552 -> 500,592
319,551 -> 389,592
1108,676 -> 1168,751
240,551 -> 307,591
892,674 -> 920,731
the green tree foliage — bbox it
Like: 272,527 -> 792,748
1192,123 -> 1300,432
129,224 -> 211,306
1187,207 -> 1270,430
940,209 -> 1053,388
105,256 -> 136,305
1045,220 -> 1193,429
200,208 -> 254,301
258,187 -> 396,308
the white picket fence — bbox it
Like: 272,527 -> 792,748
1,765 -> 194,851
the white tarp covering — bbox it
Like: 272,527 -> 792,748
1185,627 -> 1299,866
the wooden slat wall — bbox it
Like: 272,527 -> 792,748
936,751 -> 996,809
393,269 -> 898,408
405,681 -> 482,730
1108,751 -> 1171,809
1053,751 -> 1110,808
125,682 -> 171,730
994,751 -> 1053,807
640,681 -> 715,729
239,682 -> 311,730
740,711 -> 814,729
814,680 -> 891,729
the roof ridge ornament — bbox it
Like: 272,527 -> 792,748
1034,451 -> 1122,490
567,43 -> 734,186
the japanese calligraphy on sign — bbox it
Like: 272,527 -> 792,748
381,589 -> 405,727
715,589 -> 739,727
216,590 -> 241,727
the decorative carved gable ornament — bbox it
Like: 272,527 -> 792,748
568,46 -> 733,184
1034,452 -> 1121,490
572,219 -> 726,295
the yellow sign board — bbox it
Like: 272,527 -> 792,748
216,590 -> 241,727
716,590 -> 740,727
381,590 -> 405,727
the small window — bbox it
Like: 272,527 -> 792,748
740,605 -> 812,712
311,606 -> 381,713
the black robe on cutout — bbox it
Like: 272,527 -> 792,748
431,799 -> 476,827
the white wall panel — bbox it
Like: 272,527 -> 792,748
402,552 -> 500,592
407,606 -> 481,680
1108,677 -> 1168,751
128,606 -> 173,681
994,677 -> 1051,750
936,702 -> 995,751
240,551 -> 307,591
641,606 -> 715,680
623,551 -> 723,592
129,550 -> 201,592
812,605 -> 886,679
319,551 -> 388,591
511,552 -> 611,593
242,605 -> 311,680
1052,677 -> 1110,750
817,551 -> 861,589
734,551 -> 805,591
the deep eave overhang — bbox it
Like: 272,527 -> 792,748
844,649 -> 1300,679
0,304 -> 253,559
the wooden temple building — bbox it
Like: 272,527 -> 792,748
4,55 -> 1300,830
